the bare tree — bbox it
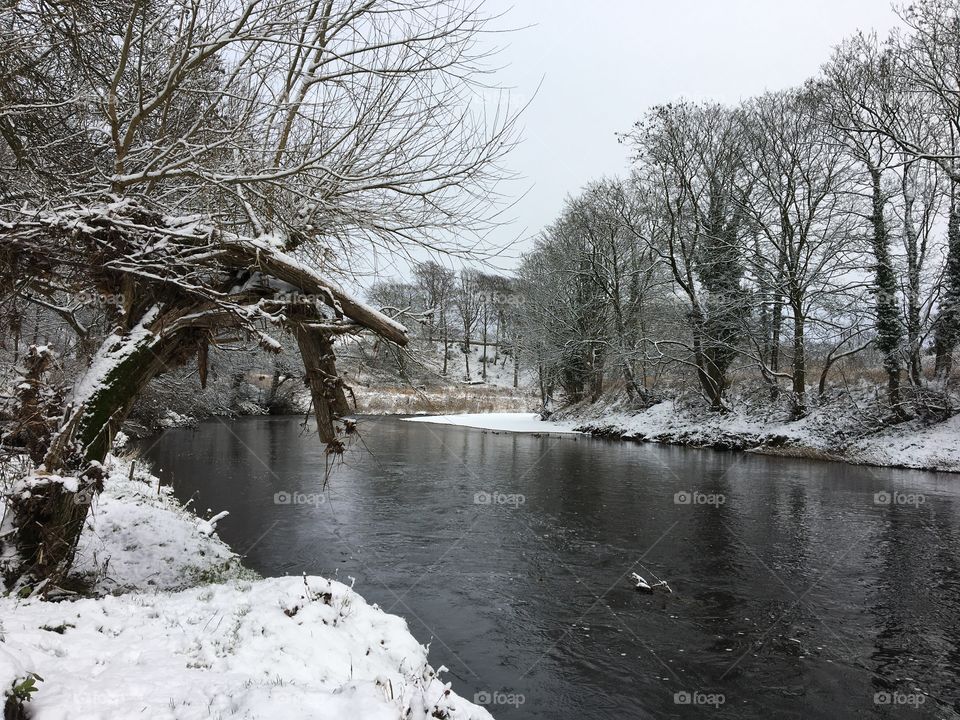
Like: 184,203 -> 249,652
0,0 -> 517,589
412,261 -> 455,345
818,6 -> 960,389
566,180 -> 660,403
517,219 -> 608,405
454,270 -> 481,381
0,0 -> 518,255
742,89 -> 860,416
820,37 -> 910,414
622,102 -> 751,410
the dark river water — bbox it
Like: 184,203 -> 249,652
142,415 -> 960,719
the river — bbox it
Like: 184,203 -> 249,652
142,415 -> 960,719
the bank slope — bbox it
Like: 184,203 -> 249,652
558,396 -> 960,473
0,458 -> 493,720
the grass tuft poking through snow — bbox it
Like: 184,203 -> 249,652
1,457 -> 494,719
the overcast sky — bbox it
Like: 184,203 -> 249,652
483,0 -> 901,268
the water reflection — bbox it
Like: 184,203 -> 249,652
143,416 -> 960,719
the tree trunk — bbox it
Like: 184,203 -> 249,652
267,369 -> 282,408
513,341 -> 519,388
481,304 -> 488,381
902,171 -> 923,387
868,166 -> 906,416
791,301 -> 806,418
769,285 -> 784,400
44,308 -> 182,470
442,319 -> 448,376
935,203 -> 960,385
690,307 -> 724,410
1,468 -> 103,588
611,292 -> 644,403
5,306 -> 193,588
537,357 -> 547,408
589,343 -> 604,402
293,325 -> 349,445
463,319 -> 472,380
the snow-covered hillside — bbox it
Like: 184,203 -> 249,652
336,337 -> 538,415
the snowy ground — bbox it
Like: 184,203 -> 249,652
70,459 -> 249,593
847,411 -> 960,471
350,340 -> 533,390
404,412 -> 578,434
404,400 -> 960,473
555,394 -> 960,473
340,338 -> 538,416
0,457 -> 493,720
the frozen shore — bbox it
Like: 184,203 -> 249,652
0,457 -> 493,720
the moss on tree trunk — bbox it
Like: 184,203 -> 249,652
5,309 -> 190,588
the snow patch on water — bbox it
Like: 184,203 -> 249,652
404,412 -> 580,434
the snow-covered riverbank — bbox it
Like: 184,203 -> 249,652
564,401 -> 960,472
407,400 -> 960,473
1,458 -> 493,720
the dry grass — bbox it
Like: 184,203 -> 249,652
746,444 -> 846,463
353,384 -> 537,415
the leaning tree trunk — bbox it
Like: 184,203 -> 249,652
3,306 -> 194,587
0,206 -> 410,591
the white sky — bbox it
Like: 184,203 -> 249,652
483,0 -> 901,268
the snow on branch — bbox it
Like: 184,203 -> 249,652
0,203 -> 408,346
216,235 -> 409,345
